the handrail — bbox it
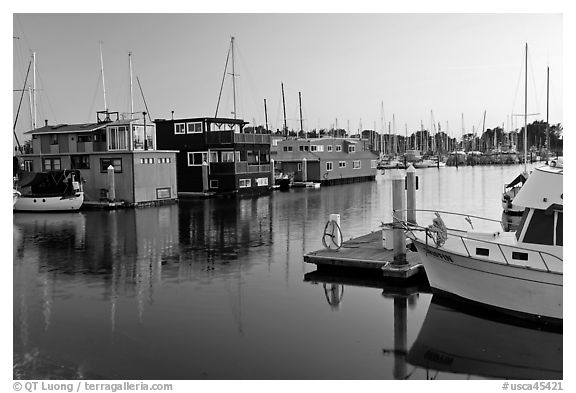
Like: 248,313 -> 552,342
393,208 -> 503,224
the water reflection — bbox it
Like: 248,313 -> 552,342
407,296 -> 563,380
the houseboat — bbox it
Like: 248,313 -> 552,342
155,117 -> 272,196
18,111 -> 178,206
272,137 -> 378,186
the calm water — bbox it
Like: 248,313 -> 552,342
13,164 -> 562,380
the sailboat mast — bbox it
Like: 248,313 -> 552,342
546,66 -> 550,150
32,51 -> 37,130
299,91 -> 304,138
380,101 -> 384,155
524,43 -> 528,172
264,99 -> 269,132
99,42 -> 108,113
281,82 -> 287,138
392,114 -> 396,155
129,52 -> 134,119
230,36 -> 237,120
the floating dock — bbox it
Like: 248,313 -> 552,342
304,230 -> 426,280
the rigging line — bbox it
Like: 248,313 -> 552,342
86,72 -> 102,122
215,40 -> 231,118
136,76 -> 153,122
235,45 -> 262,124
14,60 -> 32,153
510,47 -> 525,124
527,55 -> 541,117
35,67 -> 58,124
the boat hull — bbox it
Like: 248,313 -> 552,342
13,192 -> 84,212
412,239 -> 562,321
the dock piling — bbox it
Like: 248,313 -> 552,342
392,169 -> 407,265
107,165 -> 116,201
202,161 -> 209,193
270,158 -> 275,188
406,165 -> 417,225
302,158 -> 307,182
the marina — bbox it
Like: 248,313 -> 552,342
11,13 -> 563,385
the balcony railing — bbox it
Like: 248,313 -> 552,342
234,133 -> 271,144
235,162 -> 271,174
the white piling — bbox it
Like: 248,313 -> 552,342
270,158 -> 275,188
107,165 -> 116,201
329,213 -> 341,247
406,164 -> 417,225
302,158 -> 307,183
392,169 -> 406,265
202,161 -> 209,193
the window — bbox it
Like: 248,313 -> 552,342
187,152 -> 208,166
371,160 -> 377,169
339,161 -> 346,168
50,134 -> 58,145
522,209 -> 555,246
348,145 -> 356,153
209,151 -> 219,163
247,150 -> 259,165
299,145 -> 305,151
157,157 -> 171,164
187,122 -> 203,133
297,163 -> 302,171
352,160 -> 361,169
512,252 -> 529,261
476,248 -> 490,256
100,158 -> 122,173
71,155 -> 90,169
326,162 -> 333,171
42,158 -> 61,171
174,123 -> 185,134
210,180 -> 219,189
23,160 -> 33,172
235,151 -> 241,162
139,158 -> 155,164
239,179 -> 251,188
556,212 -> 563,246
259,151 -> 270,164
77,135 -> 92,143
310,145 -> 318,152
336,145 -> 342,152
283,146 -> 293,152
256,178 -> 269,186
108,126 -> 128,150
327,145 -> 333,152
221,151 -> 235,162
272,139 -> 279,146
156,188 -> 171,199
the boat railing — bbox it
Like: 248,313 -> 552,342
393,209 -> 563,273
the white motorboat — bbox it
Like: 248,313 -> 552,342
402,162 -> 562,321
14,170 -> 85,212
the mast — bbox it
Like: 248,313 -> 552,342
264,99 -> 268,132
281,82 -> 287,138
524,43 -> 528,172
230,36 -> 237,119
380,101 -> 384,155
32,52 -> 37,130
461,113 -> 464,151
99,42 -> 108,113
299,91 -> 304,138
129,52 -> 134,119
392,114 -> 396,155
546,65 -> 550,151
482,110 -> 486,151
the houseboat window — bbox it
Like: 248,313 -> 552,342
259,152 -> 270,164
336,145 -> 342,152
521,209 -> 554,246
50,134 -> 58,145
348,145 -> 356,153
187,122 -> 203,133
132,125 -> 145,150
476,248 -> 490,256
42,158 -> 61,171
352,160 -> 361,169
100,158 -> 122,173
512,252 -> 529,261
108,126 -> 128,150
327,145 -> 333,152
256,178 -> 268,186
297,163 -> 302,171
272,139 -> 278,146
23,160 -> 33,172
371,160 -> 377,169
209,151 -> 219,163
221,151 -> 235,162
339,161 -> 346,168
247,151 -> 259,165
239,179 -> 251,188
209,180 -> 219,189
174,123 -> 185,134
556,212 -> 563,246
326,162 -> 333,171
283,146 -> 293,152
156,188 -> 171,199
77,135 -> 92,143
235,151 -> 241,162
71,155 -> 90,169
187,152 -> 208,166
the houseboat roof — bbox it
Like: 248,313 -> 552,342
275,150 -> 377,162
155,117 -> 248,125
513,164 -> 563,211
24,123 -> 107,135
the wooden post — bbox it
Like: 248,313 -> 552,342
392,169 -> 406,265
202,161 -> 209,193
406,164 -> 416,225
270,158 -> 275,188
302,158 -> 307,183
107,165 -> 116,201
329,213 -> 341,247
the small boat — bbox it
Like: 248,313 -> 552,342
413,158 -> 436,168
14,170 -> 84,212
402,162 -> 562,322
13,189 -> 21,206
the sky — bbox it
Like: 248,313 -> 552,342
12,12 -> 563,143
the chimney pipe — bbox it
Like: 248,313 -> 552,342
44,119 -> 48,127
171,110 -> 174,120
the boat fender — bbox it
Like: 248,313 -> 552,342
428,212 -> 448,247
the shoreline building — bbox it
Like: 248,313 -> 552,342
154,117 -> 272,196
272,137 -> 379,185
18,111 -> 178,205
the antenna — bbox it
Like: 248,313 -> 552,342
299,91 -> 304,138
129,52 -> 134,119
32,52 -> 37,130
524,43 -> 528,173
281,82 -> 287,138
264,99 -> 269,132
230,36 -> 237,119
